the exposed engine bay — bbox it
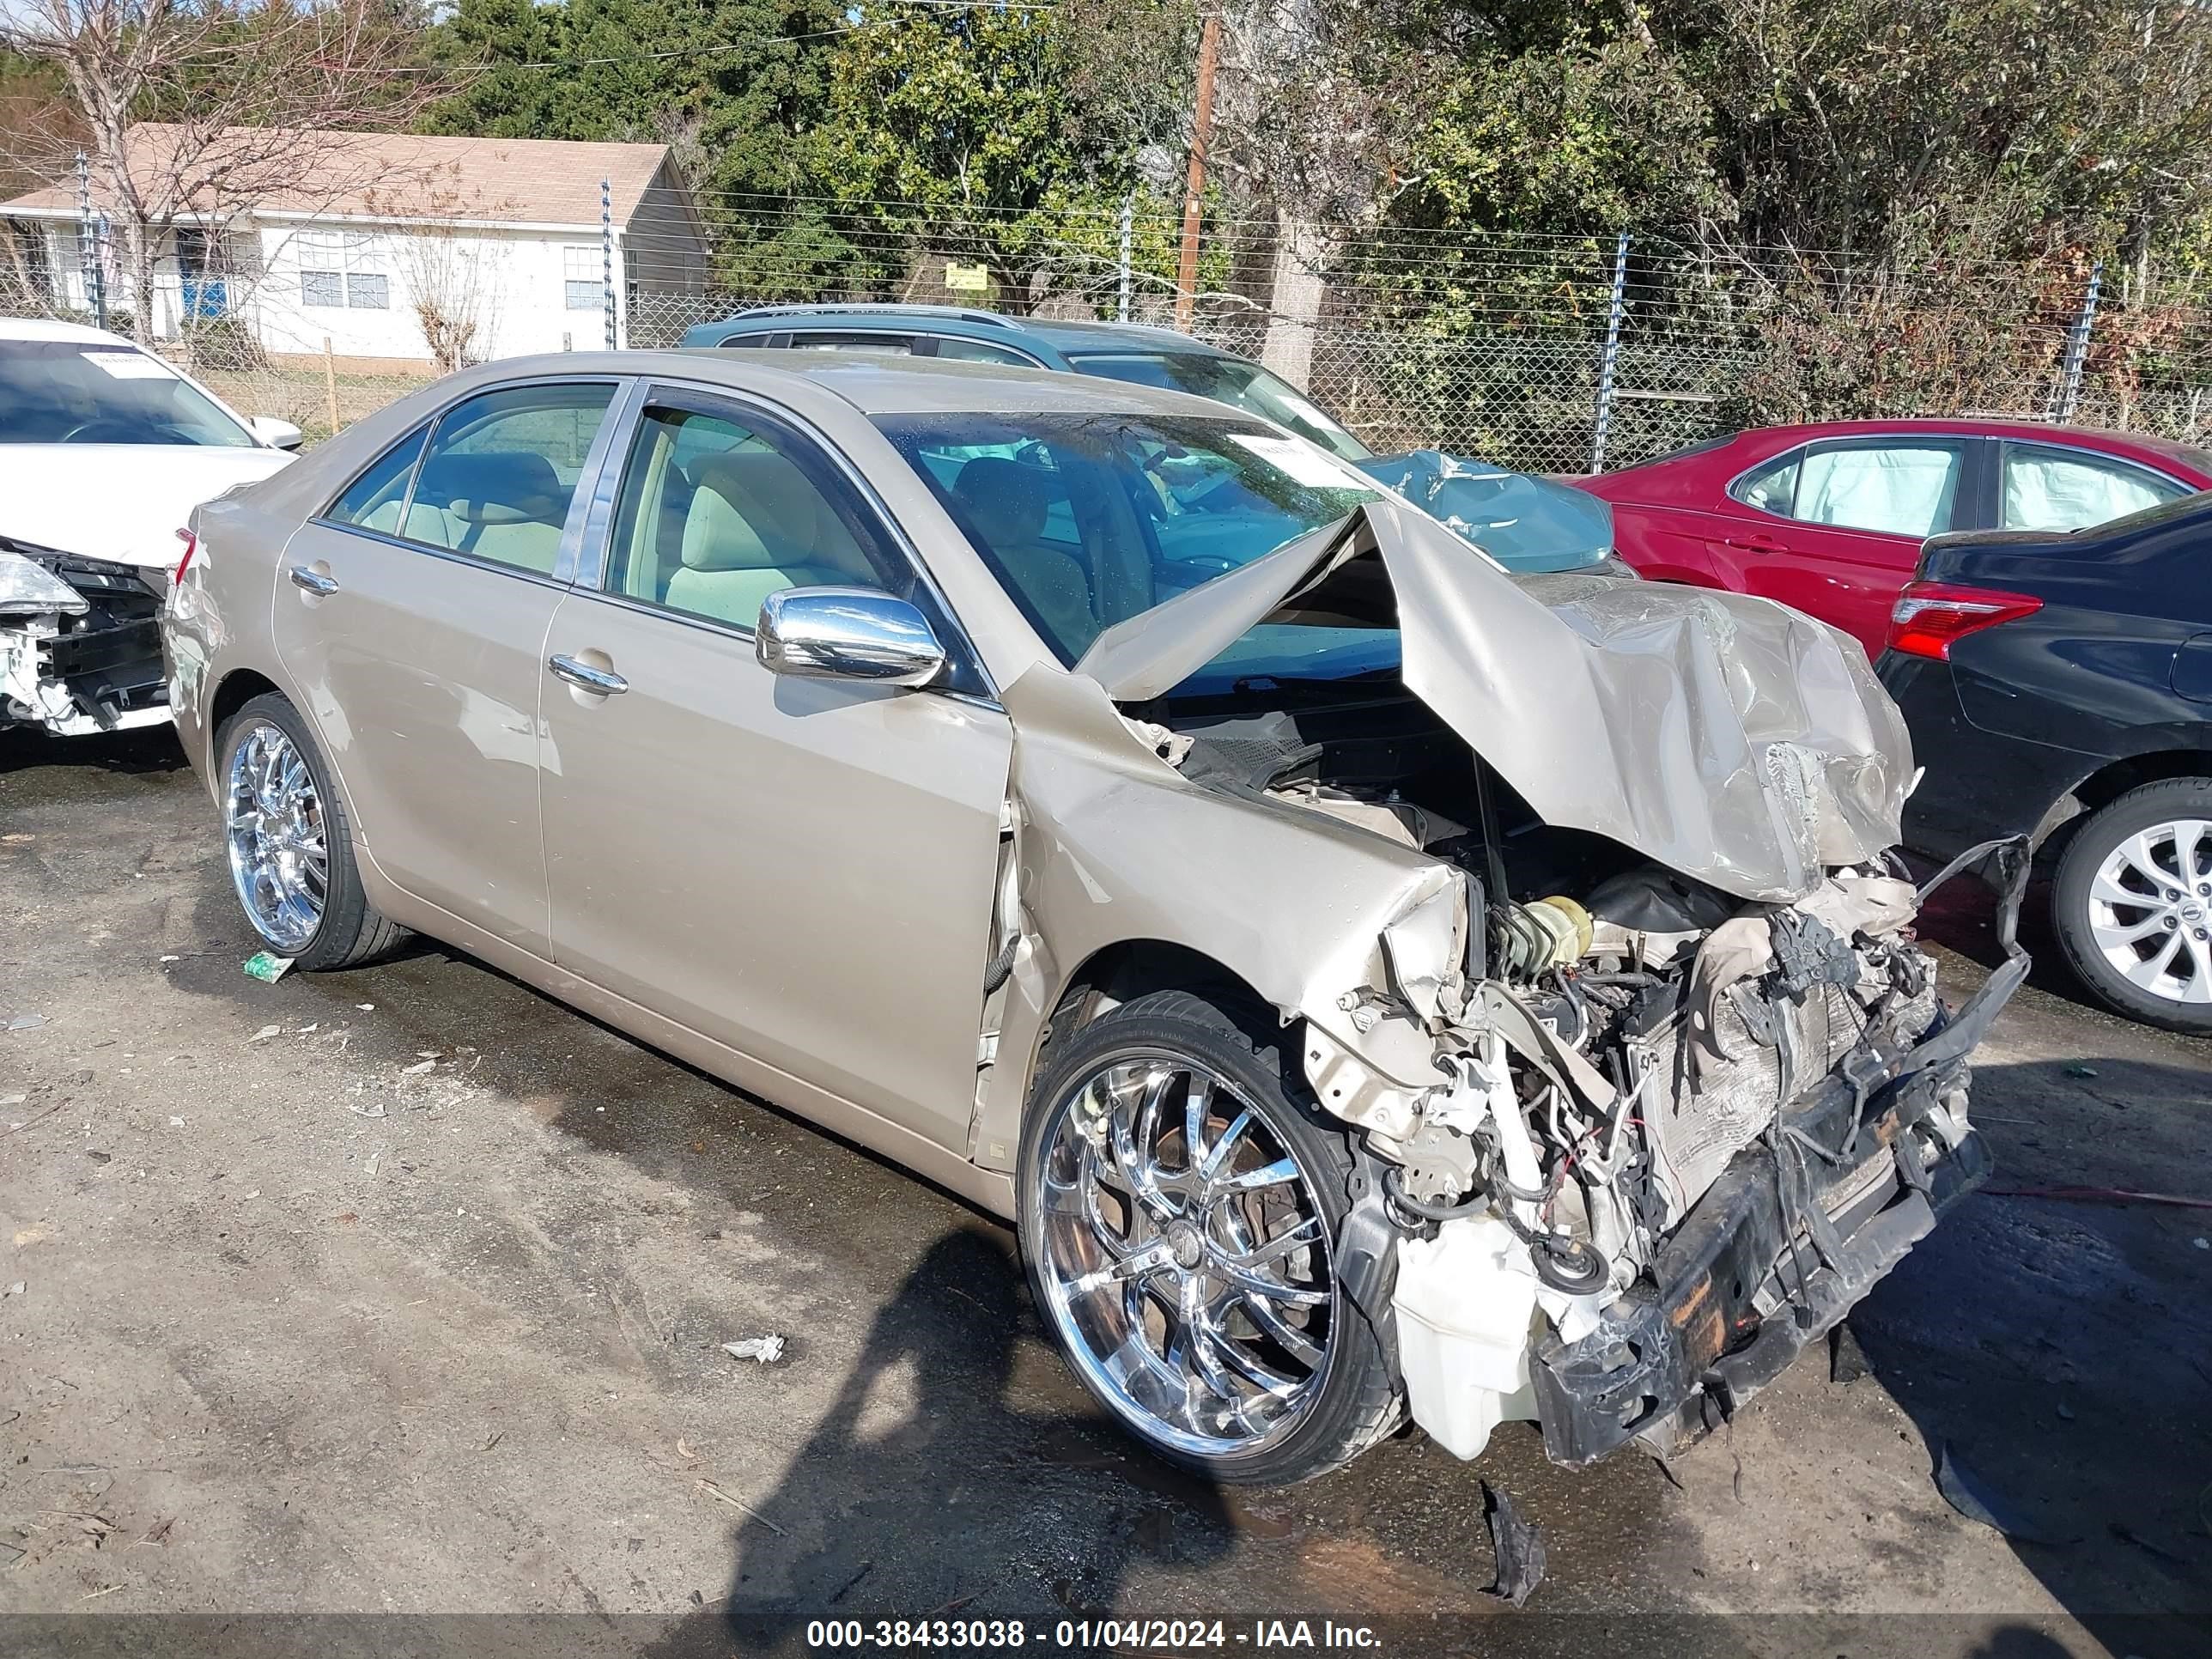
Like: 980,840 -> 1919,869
0,537 -> 171,738
1136,676 -> 2021,1467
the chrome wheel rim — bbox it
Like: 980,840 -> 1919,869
1032,1054 -> 1335,1460
225,720 -> 327,954
2087,817 -> 2212,1004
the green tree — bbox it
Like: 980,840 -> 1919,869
811,2 -> 1195,312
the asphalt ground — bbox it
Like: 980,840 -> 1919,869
3,726 -> 2209,1659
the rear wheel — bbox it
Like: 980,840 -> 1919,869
1017,989 -> 1399,1485
217,692 -> 407,971
2051,777 -> 2212,1033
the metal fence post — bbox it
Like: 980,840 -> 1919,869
75,149 -> 105,329
2056,261 -> 2104,423
1117,191 -> 1133,324
1589,232 -> 1631,473
601,177 -> 617,350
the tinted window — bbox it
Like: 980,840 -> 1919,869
931,337 -> 1038,367
325,422 -> 430,532
789,332 -> 917,355
1732,450 -> 1802,515
605,401 -> 906,631
0,339 -> 253,447
400,384 -> 614,574
1791,443 -> 1964,537
874,410 -> 1379,665
1066,351 -> 1372,461
2002,443 -> 2187,532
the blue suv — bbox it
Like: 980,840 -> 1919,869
679,305 -> 1620,574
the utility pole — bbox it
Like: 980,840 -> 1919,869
1173,11 -> 1221,333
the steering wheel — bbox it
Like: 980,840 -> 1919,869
58,418 -> 147,444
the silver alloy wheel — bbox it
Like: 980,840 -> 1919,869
2086,817 -> 2212,1004
1032,1054 -> 1335,1460
225,719 -> 329,954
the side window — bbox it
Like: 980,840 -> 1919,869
788,331 -> 916,355
325,422 -> 430,533
603,400 -> 908,633
404,383 -> 616,574
1791,443 -> 1965,537
1731,449 -> 1801,516
929,337 -> 1038,367
2002,443 -> 2185,532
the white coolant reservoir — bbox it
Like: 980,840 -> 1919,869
1393,1214 -> 1542,1460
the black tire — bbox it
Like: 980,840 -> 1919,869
1017,988 -> 1401,1485
2051,776 -> 2212,1033
216,692 -> 409,971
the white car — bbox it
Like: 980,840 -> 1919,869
0,317 -> 297,738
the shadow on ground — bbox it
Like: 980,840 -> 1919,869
1852,1056 -> 2212,1659
0,722 -> 186,778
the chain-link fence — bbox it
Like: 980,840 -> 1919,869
9,181 -> 2211,471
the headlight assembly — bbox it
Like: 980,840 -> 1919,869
0,551 -> 89,617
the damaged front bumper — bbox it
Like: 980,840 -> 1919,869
0,542 -> 170,738
1531,846 -> 2029,1466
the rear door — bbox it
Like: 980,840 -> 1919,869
1996,440 -> 2192,532
1708,435 -> 1978,655
537,381 -> 1012,1152
271,378 -> 623,952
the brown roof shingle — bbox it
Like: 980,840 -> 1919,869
0,125 -> 678,229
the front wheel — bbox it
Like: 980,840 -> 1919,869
2051,776 -> 2212,1033
1017,989 -> 1400,1485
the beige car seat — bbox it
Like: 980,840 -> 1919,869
407,449 -> 570,573
949,457 -> 1092,648
665,447 -> 876,629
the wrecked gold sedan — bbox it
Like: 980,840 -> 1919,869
162,353 -> 2022,1484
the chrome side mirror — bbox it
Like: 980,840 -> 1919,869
756,586 -> 947,689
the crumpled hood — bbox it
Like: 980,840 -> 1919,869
1075,501 -> 1911,902
0,445 -> 291,569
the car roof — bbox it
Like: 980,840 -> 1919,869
690,303 -> 1243,361
469,346 -> 1263,422
1705,416 -> 2212,476
0,315 -> 148,348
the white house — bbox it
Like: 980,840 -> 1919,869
1,127 -> 708,369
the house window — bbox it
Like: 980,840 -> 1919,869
301,232 -> 387,309
563,245 -> 602,311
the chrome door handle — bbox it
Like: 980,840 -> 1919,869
548,653 -> 628,696
289,566 -> 339,596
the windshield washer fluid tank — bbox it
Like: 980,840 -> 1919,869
1394,1215 -> 1542,1459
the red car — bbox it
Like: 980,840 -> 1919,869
1576,419 -> 2212,656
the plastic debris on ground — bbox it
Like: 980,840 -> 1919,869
1933,1442 -> 2070,1546
6,1013 -> 46,1031
722,1335 -> 787,1365
242,952 -> 295,983
1829,1322 -> 1871,1384
247,1024 -> 282,1043
1480,1480 -> 1547,1607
